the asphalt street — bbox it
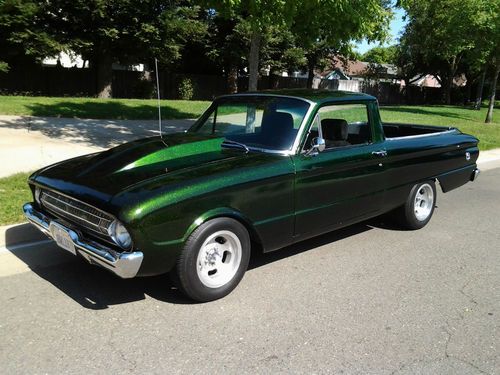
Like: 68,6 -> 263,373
0,168 -> 498,374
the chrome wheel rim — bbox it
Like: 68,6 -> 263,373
414,183 -> 434,221
196,230 -> 242,288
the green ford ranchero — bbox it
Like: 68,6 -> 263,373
24,89 -> 480,301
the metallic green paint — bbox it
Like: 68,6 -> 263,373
26,90 -> 479,277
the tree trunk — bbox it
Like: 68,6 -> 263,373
96,53 -> 113,98
443,73 -> 453,105
227,65 -> 238,94
443,57 -> 458,105
404,75 -> 412,104
464,77 -> 472,105
306,58 -> 315,89
474,70 -> 486,110
485,61 -> 499,124
248,30 -> 261,92
269,73 -> 280,89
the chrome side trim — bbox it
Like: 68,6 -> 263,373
23,203 -> 143,278
385,129 -> 456,141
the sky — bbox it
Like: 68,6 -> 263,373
354,7 -> 407,54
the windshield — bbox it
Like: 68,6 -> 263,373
189,96 -> 310,151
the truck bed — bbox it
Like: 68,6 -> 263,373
383,123 -> 453,138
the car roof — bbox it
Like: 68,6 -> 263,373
217,89 -> 376,105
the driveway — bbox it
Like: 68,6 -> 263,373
0,167 -> 498,374
0,115 -> 194,177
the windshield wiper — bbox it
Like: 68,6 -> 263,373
221,139 -> 249,153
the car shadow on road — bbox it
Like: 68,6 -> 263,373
248,222 -> 373,270
6,219 -> 389,309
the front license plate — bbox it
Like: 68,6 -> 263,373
49,223 -> 76,255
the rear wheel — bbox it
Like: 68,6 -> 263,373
398,181 -> 437,230
173,217 -> 251,302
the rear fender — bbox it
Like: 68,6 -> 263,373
436,164 -> 479,193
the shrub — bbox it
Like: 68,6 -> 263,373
178,78 -> 194,100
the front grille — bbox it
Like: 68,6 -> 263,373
40,189 -> 114,237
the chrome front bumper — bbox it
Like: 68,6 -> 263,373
23,203 -> 143,278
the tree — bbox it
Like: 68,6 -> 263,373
201,14 -> 248,93
291,0 -> 392,88
44,0 -> 206,98
207,1 -> 298,91
361,45 -> 397,64
0,0 -> 63,71
201,16 -> 304,93
394,22 -> 436,102
485,59 -> 499,123
400,0 -> 496,105
483,1 -> 500,123
259,25 -> 306,81
0,0 -> 207,97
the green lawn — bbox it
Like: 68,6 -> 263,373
379,105 -> 500,150
0,96 -> 210,120
0,96 -> 498,149
0,172 -> 32,225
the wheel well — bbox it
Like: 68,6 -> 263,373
218,214 -> 263,252
433,177 -> 445,193
193,213 -> 264,253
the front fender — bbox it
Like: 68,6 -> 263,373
184,207 -> 264,247
130,206 -> 264,277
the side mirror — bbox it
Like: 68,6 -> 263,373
306,137 -> 326,156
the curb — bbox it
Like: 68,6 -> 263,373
477,148 -> 500,171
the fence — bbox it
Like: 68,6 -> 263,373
0,64 -> 466,105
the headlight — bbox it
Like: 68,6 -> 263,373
108,220 -> 132,249
34,186 -> 41,204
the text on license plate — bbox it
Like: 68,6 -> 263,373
50,223 -> 77,255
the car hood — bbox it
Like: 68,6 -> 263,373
30,132 -> 245,209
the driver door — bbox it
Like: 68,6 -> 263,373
293,102 -> 386,236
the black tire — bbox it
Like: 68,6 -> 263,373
173,217 -> 251,302
397,180 -> 437,230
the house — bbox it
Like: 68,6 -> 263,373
407,74 -> 466,88
409,74 -> 441,88
43,51 -> 145,71
322,57 -> 401,84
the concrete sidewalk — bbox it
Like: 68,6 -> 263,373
0,115 -> 194,178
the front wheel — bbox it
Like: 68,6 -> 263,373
173,217 -> 251,302
397,181 -> 437,230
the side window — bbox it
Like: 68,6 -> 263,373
318,104 -> 372,149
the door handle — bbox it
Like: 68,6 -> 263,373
371,150 -> 387,157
